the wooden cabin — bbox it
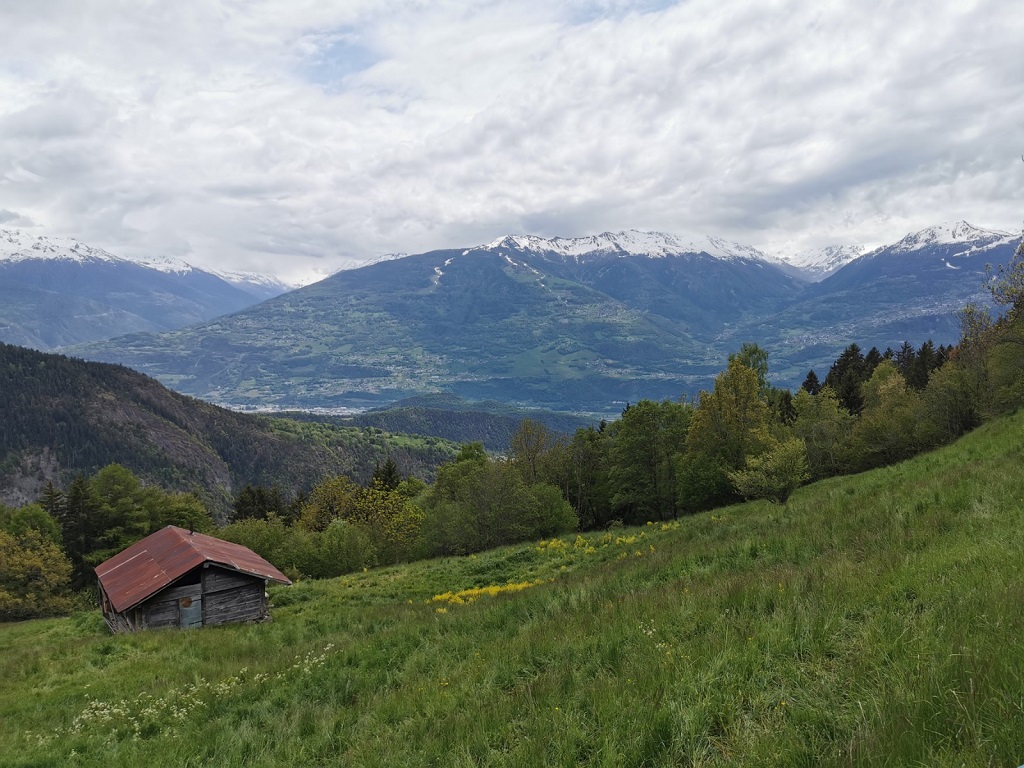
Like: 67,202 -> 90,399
94,525 -> 291,633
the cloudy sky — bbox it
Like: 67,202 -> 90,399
1,1 -> 1021,283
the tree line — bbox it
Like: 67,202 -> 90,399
1,465 -> 212,620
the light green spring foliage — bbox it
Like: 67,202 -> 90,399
792,387 -> 854,480
684,357 -> 787,507
850,361 -> 921,469
420,457 -> 576,556
686,358 -> 770,470
728,341 -> 770,396
0,529 -> 72,621
0,503 -> 61,545
3,411 -> 1024,765
727,433 -> 809,504
220,515 -> 377,581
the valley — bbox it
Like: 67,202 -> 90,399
3,6 -> 1021,765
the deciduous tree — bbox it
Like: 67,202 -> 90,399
607,399 -> 691,523
850,361 -> 920,469
0,529 -> 73,621
728,434 -> 809,504
792,387 -> 854,479
509,419 -> 553,485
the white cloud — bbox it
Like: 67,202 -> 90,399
0,0 -> 1021,282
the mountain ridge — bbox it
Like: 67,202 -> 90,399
480,229 -> 771,262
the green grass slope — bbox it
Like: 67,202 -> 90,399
3,411 -> 1024,766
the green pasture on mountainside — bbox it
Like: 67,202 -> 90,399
2,410 -> 1024,766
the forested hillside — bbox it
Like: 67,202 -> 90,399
0,344 -> 457,514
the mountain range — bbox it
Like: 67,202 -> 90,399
67,221 -> 1019,414
0,230 -> 292,349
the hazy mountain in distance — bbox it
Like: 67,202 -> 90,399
0,230 -> 292,349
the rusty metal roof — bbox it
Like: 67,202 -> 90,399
95,525 -> 292,613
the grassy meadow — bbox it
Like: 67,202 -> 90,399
3,411 -> 1024,766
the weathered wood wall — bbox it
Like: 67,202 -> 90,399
203,582 -> 266,626
103,565 -> 269,631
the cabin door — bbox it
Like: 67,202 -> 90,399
179,596 -> 203,629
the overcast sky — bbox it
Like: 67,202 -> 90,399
1,1 -> 1021,284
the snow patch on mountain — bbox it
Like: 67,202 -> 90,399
135,254 -> 196,275
363,252 -> 409,267
483,230 -> 769,262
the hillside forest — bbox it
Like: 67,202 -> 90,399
2,244 -> 1022,622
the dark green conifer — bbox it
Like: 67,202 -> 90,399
801,370 -> 822,395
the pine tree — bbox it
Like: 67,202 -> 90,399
907,340 -> 937,390
824,343 -> 867,414
864,347 -> 883,377
894,341 -> 916,378
39,482 -> 67,522
61,474 -> 100,589
232,484 -> 288,522
371,457 -> 403,492
801,370 -> 822,395
768,388 -> 797,426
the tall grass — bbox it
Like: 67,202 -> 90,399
2,411 -> 1024,766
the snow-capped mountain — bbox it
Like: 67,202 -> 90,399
0,230 -> 293,298
0,230 -> 292,350
804,220 -> 1020,310
765,221 -> 1015,283
71,219 -> 1021,413
784,244 -> 867,282
208,269 -> 296,300
482,229 -> 770,262
0,229 -> 124,266
886,220 -> 1016,256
